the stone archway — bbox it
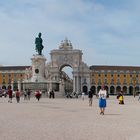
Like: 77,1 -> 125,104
82,85 -> 88,94
135,86 -> 139,93
105,86 -> 108,93
91,86 -> 96,94
97,86 -> 101,93
46,38 -> 90,96
129,86 -> 133,95
116,86 -> 121,93
2,85 -> 6,89
110,86 -> 115,94
60,64 -> 73,93
123,86 -> 127,94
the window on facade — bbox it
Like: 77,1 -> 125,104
55,76 -> 57,80
124,75 -> 126,77
84,78 -> 86,83
117,71 -> 120,74
111,74 -> 113,77
20,74 -> 22,77
14,74 -> 17,81
117,79 -> 120,83
124,79 -> 126,83
117,75 -> 120,77
98,74 -> 100,77
8,74 -> 11,77
8,79 -> 11,84
130,78 -> 132,83
111,79 -> 114,84
98,79 -> 101,83
2,79 -> 5,84
104,79 -> 107,84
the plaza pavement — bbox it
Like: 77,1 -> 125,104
0,95 -> 140,140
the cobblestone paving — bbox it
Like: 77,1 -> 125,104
0,96 -> 140,140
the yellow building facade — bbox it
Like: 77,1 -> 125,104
90,65 -> 140,95
0,66 -> 30,90
0,65 -> 140,96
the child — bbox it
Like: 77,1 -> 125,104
118,91 -> 124,104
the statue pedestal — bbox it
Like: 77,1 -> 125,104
31,54 -> 46,82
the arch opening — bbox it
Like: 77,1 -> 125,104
60,65 -> 73,95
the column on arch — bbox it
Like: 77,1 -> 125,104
73,76 -> 77,92
77,76 -> 81,93
77,76 -> 79,93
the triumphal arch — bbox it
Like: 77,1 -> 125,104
46,38 -> 90,95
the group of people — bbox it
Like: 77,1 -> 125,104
5,88 -> 56,103
85,85 -> 125,115
6,87 -> 44,103
8,87 -> 21,103
2,85 -> 126,116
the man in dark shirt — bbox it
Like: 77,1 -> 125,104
88,88 -> 94,106
8,86 -> 13,103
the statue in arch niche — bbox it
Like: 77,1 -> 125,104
35,32 -> 44,55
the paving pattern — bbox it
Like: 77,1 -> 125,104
0,96 -> 140,140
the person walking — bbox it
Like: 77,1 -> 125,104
98,85 -> 107,115
23,90 -> 27,100
8,86 -> 13,103
88,88 -> 94,106
35,90 -> 42,101
15,89 -> 20,103
27,89 -> 31,100
51,90 -> 55,98
48,89 -> 52,98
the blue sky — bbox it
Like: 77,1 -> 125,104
0,0 -> 140,67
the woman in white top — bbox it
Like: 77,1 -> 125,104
98,85 -> 107,115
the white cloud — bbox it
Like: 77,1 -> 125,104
0,0 -> 140,66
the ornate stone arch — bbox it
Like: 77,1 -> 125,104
47,37 -> 90,95
59,64 -> 73,72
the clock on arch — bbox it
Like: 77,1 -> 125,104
35,69 -> 39,74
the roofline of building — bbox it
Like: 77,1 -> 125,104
89,65 -> 140,71
0,66 -> 31,71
